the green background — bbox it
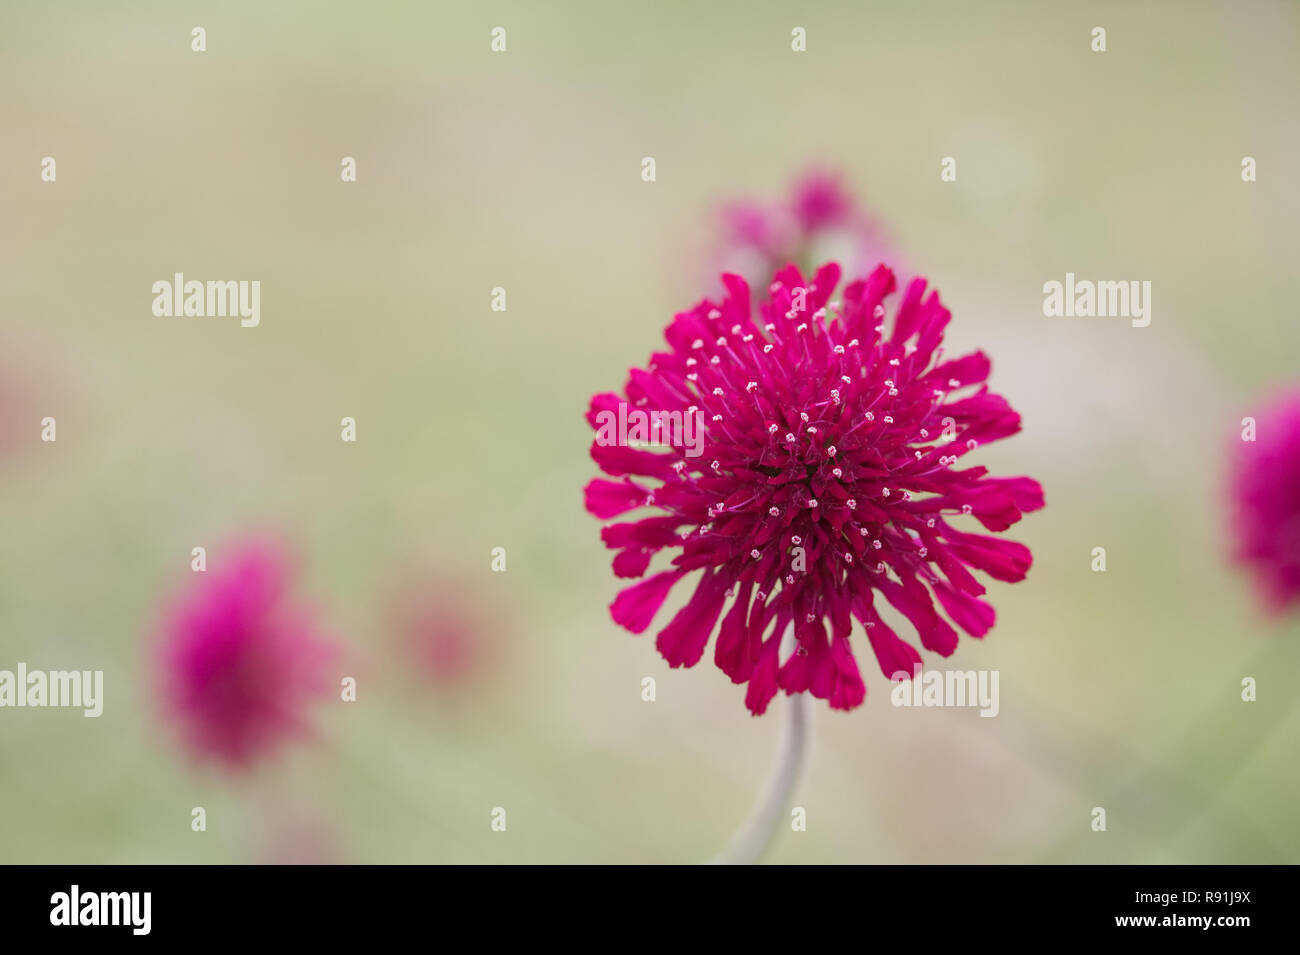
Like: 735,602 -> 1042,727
2,0 -> 1298,863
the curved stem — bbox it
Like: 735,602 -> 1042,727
710,690 -> 810,865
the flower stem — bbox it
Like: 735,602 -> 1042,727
710,690 -> 810,865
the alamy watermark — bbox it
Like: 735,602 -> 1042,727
890,665 -> 999,717
594,402 -> 704,458
0,663 -> 103,717
152,273 -> 260,327
1042,272 -> 1151,328
50,885 -> 150,935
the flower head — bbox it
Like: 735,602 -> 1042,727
790,169 -> 855,233
584,262 -> 1043,715
157,537 -> 337,770
1230,390 -> 1300,613
715,168 -> 893,288
391,577 -> 496,689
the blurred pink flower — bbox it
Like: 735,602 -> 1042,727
719,201 -> 790,262
714,168 -> 895,288
1231,390 -> 1300,613
790,169 -> 855,232
392,579 -> 496,689
253,807 -> 341,865
157,537 -> 337,771
0,363 -> 35,462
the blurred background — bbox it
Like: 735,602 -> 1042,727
2,0 -> 1299,863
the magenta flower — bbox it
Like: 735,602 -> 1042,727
1230,390 -> 1300,613
157,537 -> 337,770
715,168 -> 893,287
391,578 -> 496,689
790,169 -> 854,233
584,262 -> 1043,715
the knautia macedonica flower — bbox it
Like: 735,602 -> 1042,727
390,576 -> 497,690
585,262 -> 1043,715
716,169 -> 894,289
1230,389 -> 1300,614
157,537 -> 337,770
